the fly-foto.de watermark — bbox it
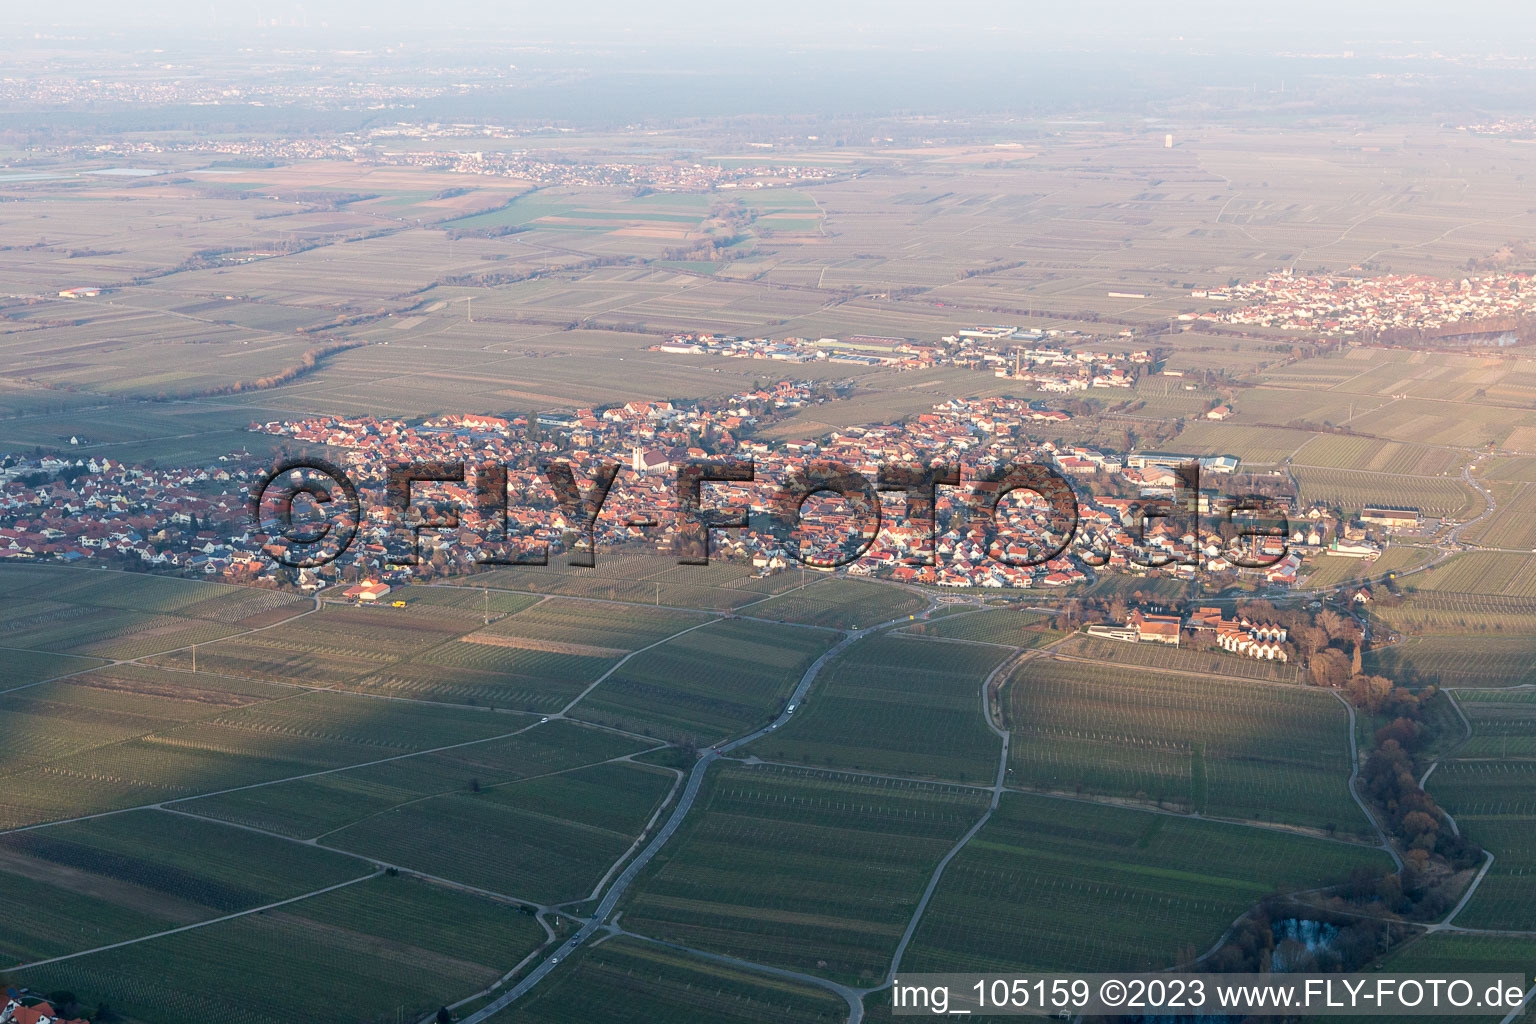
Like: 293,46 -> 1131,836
249,455 -> 1288,571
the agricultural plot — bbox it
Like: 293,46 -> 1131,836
898,608 -> 1063,647
144,602 -> 479,686
482,595 -> 715,650
1364,636 -> 1536,688
1464,481 -> 1536,551
1452,689 -> 1536,759
0,663 -> 291,781
0,649 -> 106,689
904,793 -> 1392,973
351,642 -> 617,712
0,604 -> 239,661
457,553 -> 795,612
1303,554 -> 1377,590
1166,421 -> 1315,464
0,688 -> 516,829
0,809 -> 365,964
1415,552 -> 1536,597
1480,456 -> 1536,484
1006,658 -> 1365,834
1253,355 -> 1370,389
1057,634 -> 1302,683
321,761 -> 676,903
1303,545 -> 1428,590
1293,466 -> 1478,518
1425,759 -> 1536,930
621,763 -> 989,984
0,301 -> 324,398
389,585 -> 542,617
1291,435 -> 1463,477
1082,573 -> 1194,603
16,873 -> 544,1024
0,570 -> 308,660
746,578 -> 927,629
745,634 -> 1008,782
178,719 -> 648,839
492,936 -> 849,1024
1374,591 -> 1536,636
1383,933 -> 1536,987
1350,397 -> 1536,450
571,619 -> 837,744
1226,386 -> 1388,428
0,568 -> 305,624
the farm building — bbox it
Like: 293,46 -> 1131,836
1086,622 -> 1139,643
1361,505 -> 1420,530
2,993 -> 89,1024
1129,609 -> 1182,645
344,580 -> 392,602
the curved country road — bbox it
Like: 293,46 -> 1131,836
459,602 -> 938,1023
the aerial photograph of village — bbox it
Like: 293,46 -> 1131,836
0,1 -> 1534,1022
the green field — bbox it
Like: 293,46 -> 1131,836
1423,689 -> 1536,931
898,608 -> 1063,647
0,567 -> 307,660
0,685 -> 519,829
454,554 -> 797,612
175,720 -> 649,838
319,760 -> 676,903
1293,466 -> 1478,518
1303,545 -> 1430,590
745,634 -> 1008,782
571,619 -> 837,743
491,937 -> 848,1024
904,793 -> 1393,973
1006,658 -> 1365,833
1463,481 -> 1536,550
1431,759 -> 1536,929
1374,591 -> 1536,636
15,873 -> 545,1024
745,578 -> 927,629
0,810 -> 365,964
1365,636 -> 1536,688
621,763 -> 989,984
1411,551 -> 1536,597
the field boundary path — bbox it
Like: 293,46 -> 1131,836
9,868 -> 381,971
881,644 -> 1032,986
457,595 -> 943,1024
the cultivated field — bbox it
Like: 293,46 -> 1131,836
745,634 -> 1009,782
898,608 -> 1063,647
492,937 -> 848,1024
745,577 -> 927,629
620,763 -> 989,984
321,760 -> 677,903
14,873 -> 545,1024
903,793 -> 1393,972
1426,758 -> 1536,930
175,720 -> 650,839
0,809 -> 364,964
1365,636 -> 1536,688
1412,552 -> 1536,597
1005,658 -> 1365,833
570,618 -> 837,743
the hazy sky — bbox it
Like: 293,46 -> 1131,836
11,0 -> 1536,51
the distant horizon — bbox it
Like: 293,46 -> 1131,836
6,0 -> 1536,54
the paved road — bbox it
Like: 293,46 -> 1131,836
461,604 -> 936,1023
